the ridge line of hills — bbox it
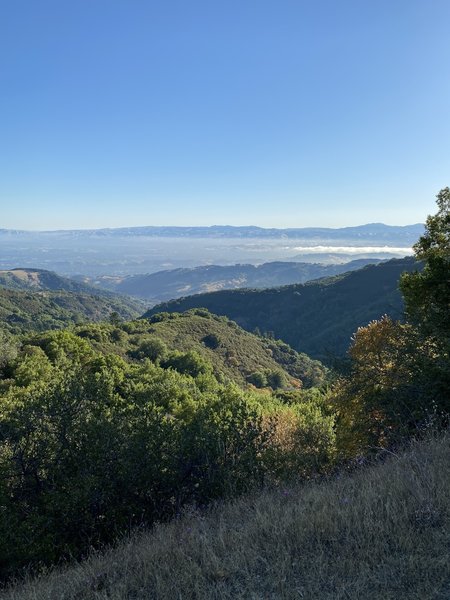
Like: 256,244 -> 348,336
78,258 -> 383,302
0,268 -> 327,387
0,269 -> 145,333
0,222 -> 423,240
144,257 -> 423,360
0,258 -> 422,361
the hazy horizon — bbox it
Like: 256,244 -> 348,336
1,221 -> 424,233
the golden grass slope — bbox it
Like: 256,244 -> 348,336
2,432 -> 449,600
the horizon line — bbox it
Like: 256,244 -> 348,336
0,222 -> 424,233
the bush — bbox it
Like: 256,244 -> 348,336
0,326 -> 337,579
162,350 -> 213,378
247,371 -> 267,388
0,343 -> 271,578
129,337 -> 168,362
266,369 -> 288,390
202,333 -> 220,349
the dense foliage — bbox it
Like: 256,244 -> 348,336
144,257 -> 422,360
130,309 -> 326,388
332,190 -> 449,454
0,191 -> 447,584
400,187 -> 450,352
0,327 -> 334,577
0,289 -> 142,334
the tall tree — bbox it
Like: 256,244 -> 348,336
400,187 -> 450,344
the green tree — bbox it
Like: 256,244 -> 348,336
400,187 -> 449,409
266,369 -> 288,390
202,333 -> 220,349
332,317 -> 423,455
400,187 -> 450,343
109,311 -> 122,326
130,336 -> 168,362
163,350 -> 213,378
247,371 -> 267,388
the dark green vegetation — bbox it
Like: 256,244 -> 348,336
129,310 -> 326,387
89,259 -> 380,303
145,257 -> 422,360
332,189 -> 449,457
0,323 -> 333,578
401,187 -> 450,352
0,191 -> 447,595
0,288 -> 143,334
0,268 -> 145,334
3,433 -> 448,600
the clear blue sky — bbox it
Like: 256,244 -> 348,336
1,0 -> 449,229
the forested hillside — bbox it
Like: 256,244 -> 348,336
0,289 -> 143,333
131,310 -> 325,387
0,320 -> 333,577
23,309 -> 323,387
145,257 -> 422,360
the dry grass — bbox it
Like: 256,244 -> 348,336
2,433 -> 449,600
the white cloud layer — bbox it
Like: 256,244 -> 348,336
292,246 -> 414,255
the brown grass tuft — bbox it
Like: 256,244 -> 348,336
2,432 -> 449,600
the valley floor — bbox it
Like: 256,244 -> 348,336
2,432 -> 449,600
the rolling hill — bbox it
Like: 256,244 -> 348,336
0,268 -> 116,295
145,257 -> 423,360
73,309 -> 326,388
0,289 -> 143,334
88,259 -> 382,303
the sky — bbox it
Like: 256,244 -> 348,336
0,0 -> 449,230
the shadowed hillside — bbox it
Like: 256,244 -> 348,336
93,258 -> 381,303
145,257 -> 422,360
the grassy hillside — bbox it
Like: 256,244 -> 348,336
71,310 -> 326,388
0,289 -> 143,333
91,259 -> 381,302
3,431 -> 448,600
0,268 -> 111,295
145,258 -> 422,360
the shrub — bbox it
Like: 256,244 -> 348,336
247,371 -> 267,388
202,333 -> 220,349
129,337 -> 168,362
162,350 -> 213,378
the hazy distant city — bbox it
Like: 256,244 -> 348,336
0,223 -> 420,277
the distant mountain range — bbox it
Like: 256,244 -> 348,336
144,257 -> 423,361
0,224 -> 421,277
84,259 -> 383,303
0,222 -> 424,242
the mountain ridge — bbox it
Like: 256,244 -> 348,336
144,257 -> 423,360
82,258 -> 382,302
0,222 -> 424,241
